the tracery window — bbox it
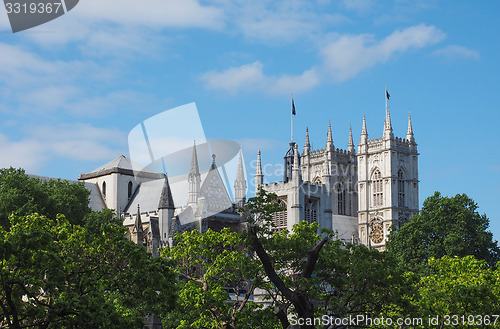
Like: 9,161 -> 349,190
372,170 -> 383,207
337,181 -> 347,215
272,199 -> 288,231
128,181 -> 133,199
398,169 -> 405,207
305,199 -> 318,223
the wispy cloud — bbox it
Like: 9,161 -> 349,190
321,24 -> 446,81
200,61 -> 320,94
432,45 -> 480,61
0,124 -> 127,172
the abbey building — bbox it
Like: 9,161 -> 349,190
77,106 -> 419,253
256,109 -> 419,250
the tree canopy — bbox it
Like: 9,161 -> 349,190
0,168 -> 91,228
386,191 -> 500,275
0,211 -> 177,328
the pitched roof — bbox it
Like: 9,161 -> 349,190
79,155 -> 164,180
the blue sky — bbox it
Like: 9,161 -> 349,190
0,1 -> 499,239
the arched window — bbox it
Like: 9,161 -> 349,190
272,199 -> 288,231
372,170 -> 383,207
305,199 -> 317,223
102,181 -> 106,198
337,181 -> 346,215
128,181 -> 133,199
398,169 -> 405,207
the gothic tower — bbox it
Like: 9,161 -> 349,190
357,111 -> 419,250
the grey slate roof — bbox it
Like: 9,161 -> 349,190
78,155 -> 164,180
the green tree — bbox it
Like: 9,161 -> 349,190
414,255 -> 500,327
162,228 -> 278,329
0,168 -> 91,228
244,190 -> 408,329
0,211 -> 176,328
386,191 -> 500,275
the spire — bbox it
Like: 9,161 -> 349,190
188,141 -> 201,205
256,150 -> 262,176
134,204 -> 143,232
304,127 -> 310,155
359,114 -> 368,144
234,149 -> 247,206
133,204 -> 143,246
254,150 -> 264,194
189,141 -> 200,177
386,107 -> 392,130
326,121 -> 333,151
348,125 -> 355,153
406,113 -> 415,143
383,107 -> 393,140
158,174 -> 175,210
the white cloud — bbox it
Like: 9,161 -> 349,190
321,24 -> 446,81
0,133 -> 47,172
201,61 -> 319,94
217,0 -> 348,44
0,124 -> 126,172
432,45 -> 480,61
75,0 -> 224,29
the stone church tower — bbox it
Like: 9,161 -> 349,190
357,111 -> 419,250
256,106 -> 419,250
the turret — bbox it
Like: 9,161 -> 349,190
234,149 -> 247,207
254,150 -> 263,195
359,114 -> 368,145
283,142 -> 297,183
303,127 -> 310,155
383,108 -> 394,140
292,143 -> 301,185
326,121 -> 333,151
133,204 -> 143,246
348,125 -> 355,154
406,113 -> 415,144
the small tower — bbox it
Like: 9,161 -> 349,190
188,141 -> 201,206
254,150 -> 263,195
234,149 -> 247,207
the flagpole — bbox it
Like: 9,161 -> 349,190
385,84 -> 388,121
291,93 -> 294,143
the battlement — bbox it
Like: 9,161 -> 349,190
365,135 -> 416,154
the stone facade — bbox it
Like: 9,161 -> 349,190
78,144 -> 246,255
257,110 -> 419,250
